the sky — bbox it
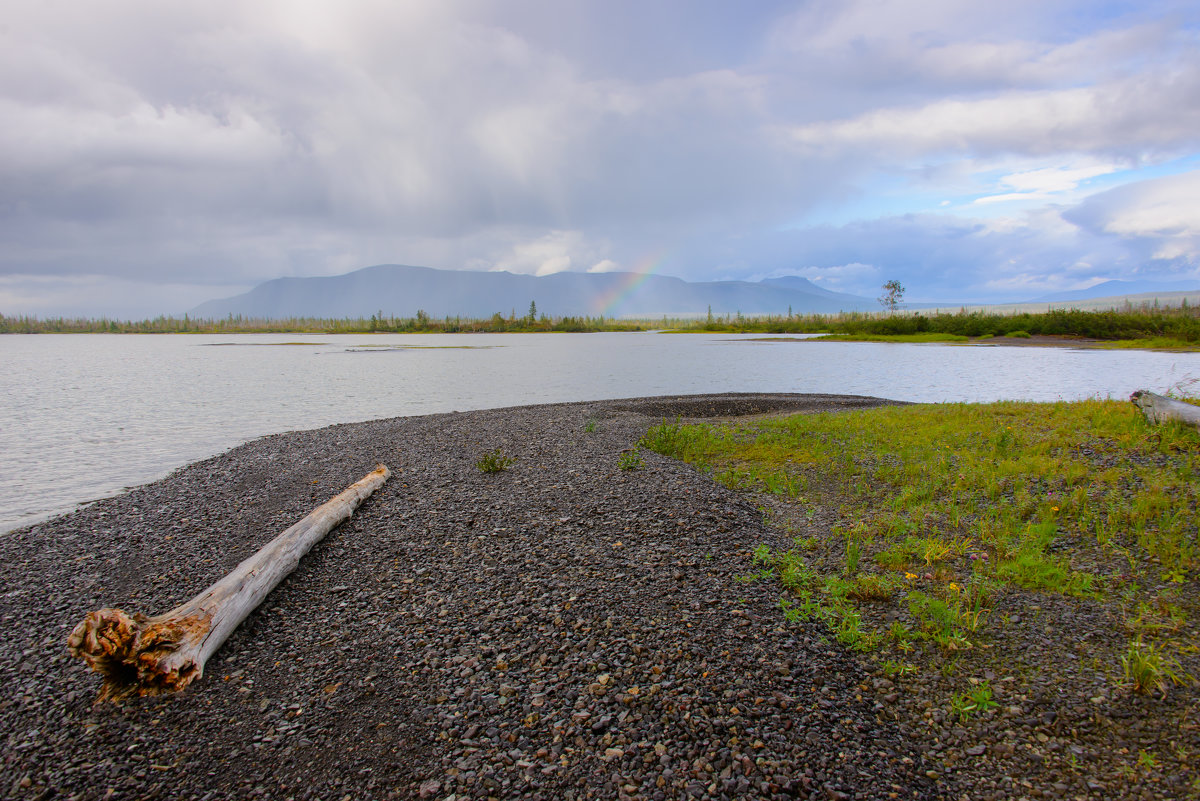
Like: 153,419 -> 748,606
2,0 -> 1199,318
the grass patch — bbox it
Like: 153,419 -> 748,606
810,332 -> 970,344
476,448 -> 515,473
1098,337 -> 1200,351
1121,639 -> 1188,697
641,398 -> 1200,703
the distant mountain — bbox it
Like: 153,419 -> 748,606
1026,279 -> 1200,303
759,275 -> 871,304
189,264 -> 877,319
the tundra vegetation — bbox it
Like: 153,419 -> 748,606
3,305 -> 1200,348
640,397 -> 1199,781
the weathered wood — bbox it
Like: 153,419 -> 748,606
67,464 -> 391,701
1130,390 -> 1200,433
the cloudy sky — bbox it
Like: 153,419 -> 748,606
3,0 -> 1199,317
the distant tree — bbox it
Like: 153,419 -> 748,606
528,300 -> 537,323
879,280 -> 905,312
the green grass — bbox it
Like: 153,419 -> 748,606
9,305 -> 1200,343
1121,639 -> 1187,697
642,400 -> 1200,575
1099,337 -> 1200,351
640,399 -> 1200,699
811,332 -> 970,343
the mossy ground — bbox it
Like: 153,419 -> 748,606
642,399 -> 1200,792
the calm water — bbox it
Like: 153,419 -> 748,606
3,332 -> 1197,533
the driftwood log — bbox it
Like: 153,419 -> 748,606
1130,390 -> 1200,433
67,463 -> 391,701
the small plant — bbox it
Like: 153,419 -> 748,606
954,578 -> 997,632
949,681 -> 998,721
887,620 -> 915,644
1161,566 -> 1187,583
584,419 -> 597,433
1121,639 -> 1186,697
848,573 -> 896,600
908,591 -> 956,637
875,544 -> 913,571
936,630 -> 973,652
1006,330 -> 1031,338
921,537 -> 952,566
845,535 -> 862,575
881,659 -> 917,678
618,448 -> 646,470
778,597 -> 800,622
997,550 -> 1095,597
834,610 -> 879,650
779,556 -> 816,590
476,448 -> 515,473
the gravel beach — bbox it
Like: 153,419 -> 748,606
3,392 -> 938,800
3,392 -> 1191,800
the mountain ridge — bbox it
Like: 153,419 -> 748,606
1024,279 -> 1200,303
189,263 -> 878,319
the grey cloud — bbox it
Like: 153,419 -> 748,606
1,0 -> 1198,317
676,209 -> 1147,302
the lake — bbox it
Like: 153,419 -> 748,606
3,332 -> 1197,533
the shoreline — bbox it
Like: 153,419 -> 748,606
4,392 -> 1190,799
4,392 -> 940,800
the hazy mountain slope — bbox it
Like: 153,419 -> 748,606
1026,279 -> 1200,303
189,264 -> 876,318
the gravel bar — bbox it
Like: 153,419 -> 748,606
1,392 -> 950,801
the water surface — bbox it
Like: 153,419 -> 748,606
3,332 -> 1196,532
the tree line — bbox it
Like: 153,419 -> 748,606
3,302 -> 1199,342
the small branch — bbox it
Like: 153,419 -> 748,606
68,464 -> 391,701
1130,390 -> 1200,433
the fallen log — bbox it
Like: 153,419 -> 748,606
1130,390 -> 1200,433
67,463 -> 391,701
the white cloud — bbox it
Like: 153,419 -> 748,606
970,160 -> 1121,204
792,262 -> 880,292
1066,170 -> 1200,263
767,0 -> 1189,94
789,76 -> 1200,159
999,161 -> 1120,194
491,230 -> 609,277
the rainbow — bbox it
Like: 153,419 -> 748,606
592,252 -> 667,317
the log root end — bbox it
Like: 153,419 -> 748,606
68,608 -> 208,702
